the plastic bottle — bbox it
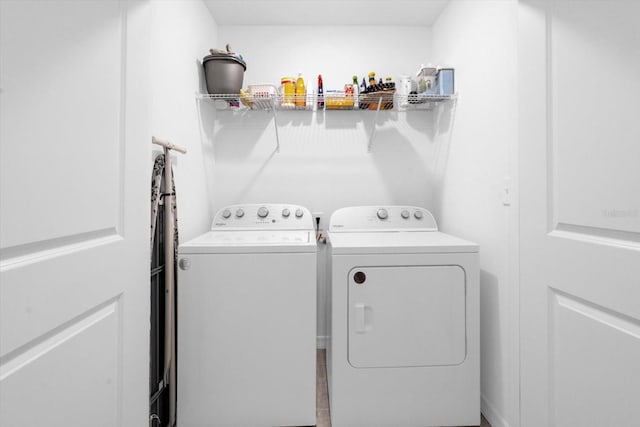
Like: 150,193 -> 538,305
385,76 -> 394,89
295,72 -> 306,108
317,74 -> 324,109
345,83 -> 354,108
281,76 -> 295,107
352,75 -> 359,109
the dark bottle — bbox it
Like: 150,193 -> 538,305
385,76 -> 394,89
318,74 -> 324,109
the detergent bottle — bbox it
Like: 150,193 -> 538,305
295,72 -> 306,108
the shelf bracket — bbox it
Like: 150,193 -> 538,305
367,97 -> 383,153
271,104 -> 281,153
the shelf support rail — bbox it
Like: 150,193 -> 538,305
367,97 -> 384,153
271,105 -> 281,153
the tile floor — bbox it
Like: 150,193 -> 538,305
314,349 -> 491,427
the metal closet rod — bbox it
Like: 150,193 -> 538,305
152,136 -> 187,154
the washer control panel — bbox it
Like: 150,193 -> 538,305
212,204 -> 314,230
329,206 -> 438,232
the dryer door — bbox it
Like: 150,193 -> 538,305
348,265 -> 466,368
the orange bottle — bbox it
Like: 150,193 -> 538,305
281,77 -> 295,107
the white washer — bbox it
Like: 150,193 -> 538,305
327,206 -> 479,427
177,204 -> 317,427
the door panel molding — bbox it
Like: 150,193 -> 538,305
0,1 -> 127,252
549,288 -> 640,426
0,228 -> 121,269
544,6 -> 556,236
549,223 -> 640,249
550,288 -> 640,347
0,242 -> 128,356
0,298 -> 121,427
0,297 -> 121,381
545,4 -> 640,237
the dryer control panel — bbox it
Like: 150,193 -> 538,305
329,206 -> 438,232
211,204 -> 314,231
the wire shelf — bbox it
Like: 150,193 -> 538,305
196,91 -> 457,154
196,92 -> 456,111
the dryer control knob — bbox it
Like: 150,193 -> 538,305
257,207 -> 269,218
282,208 -> 291,218
377,208 -> 389,220
295,208 -> 304,218
235,208 -> 245,218
401,210 -> 410,219
222,209 -> 231,219
414,210 -> 424,220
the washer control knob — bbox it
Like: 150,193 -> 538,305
282,208 -> 291,218
257,207 -> 269,218
221,209 -> 231,219
179,258 -> 191,271
377,208 -> 389,220
235,208 -> 245,218
295,208 -> 304,218
414,210 -> 424,220
401,210 -> 410,219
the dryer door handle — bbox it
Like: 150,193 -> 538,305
354,303 -> 373,333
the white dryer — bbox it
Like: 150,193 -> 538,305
327,206 -> 479,427
177,204 -> 317,427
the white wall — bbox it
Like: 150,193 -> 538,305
221,25 -> 432,94
213,25 -> 437,216
431,2 -> 519,427
149,0 -> 218,241
206,25 -> 448,345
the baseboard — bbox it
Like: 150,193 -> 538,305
316,335 -> 329,349
481,394 -> 510,427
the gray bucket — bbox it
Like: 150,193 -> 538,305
203,53 -> 247,95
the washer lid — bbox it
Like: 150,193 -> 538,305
329,231 -> 478,254
179,230 -> 317,254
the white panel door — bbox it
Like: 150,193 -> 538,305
0,1 -> 150,426
519,1 -> 640,426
